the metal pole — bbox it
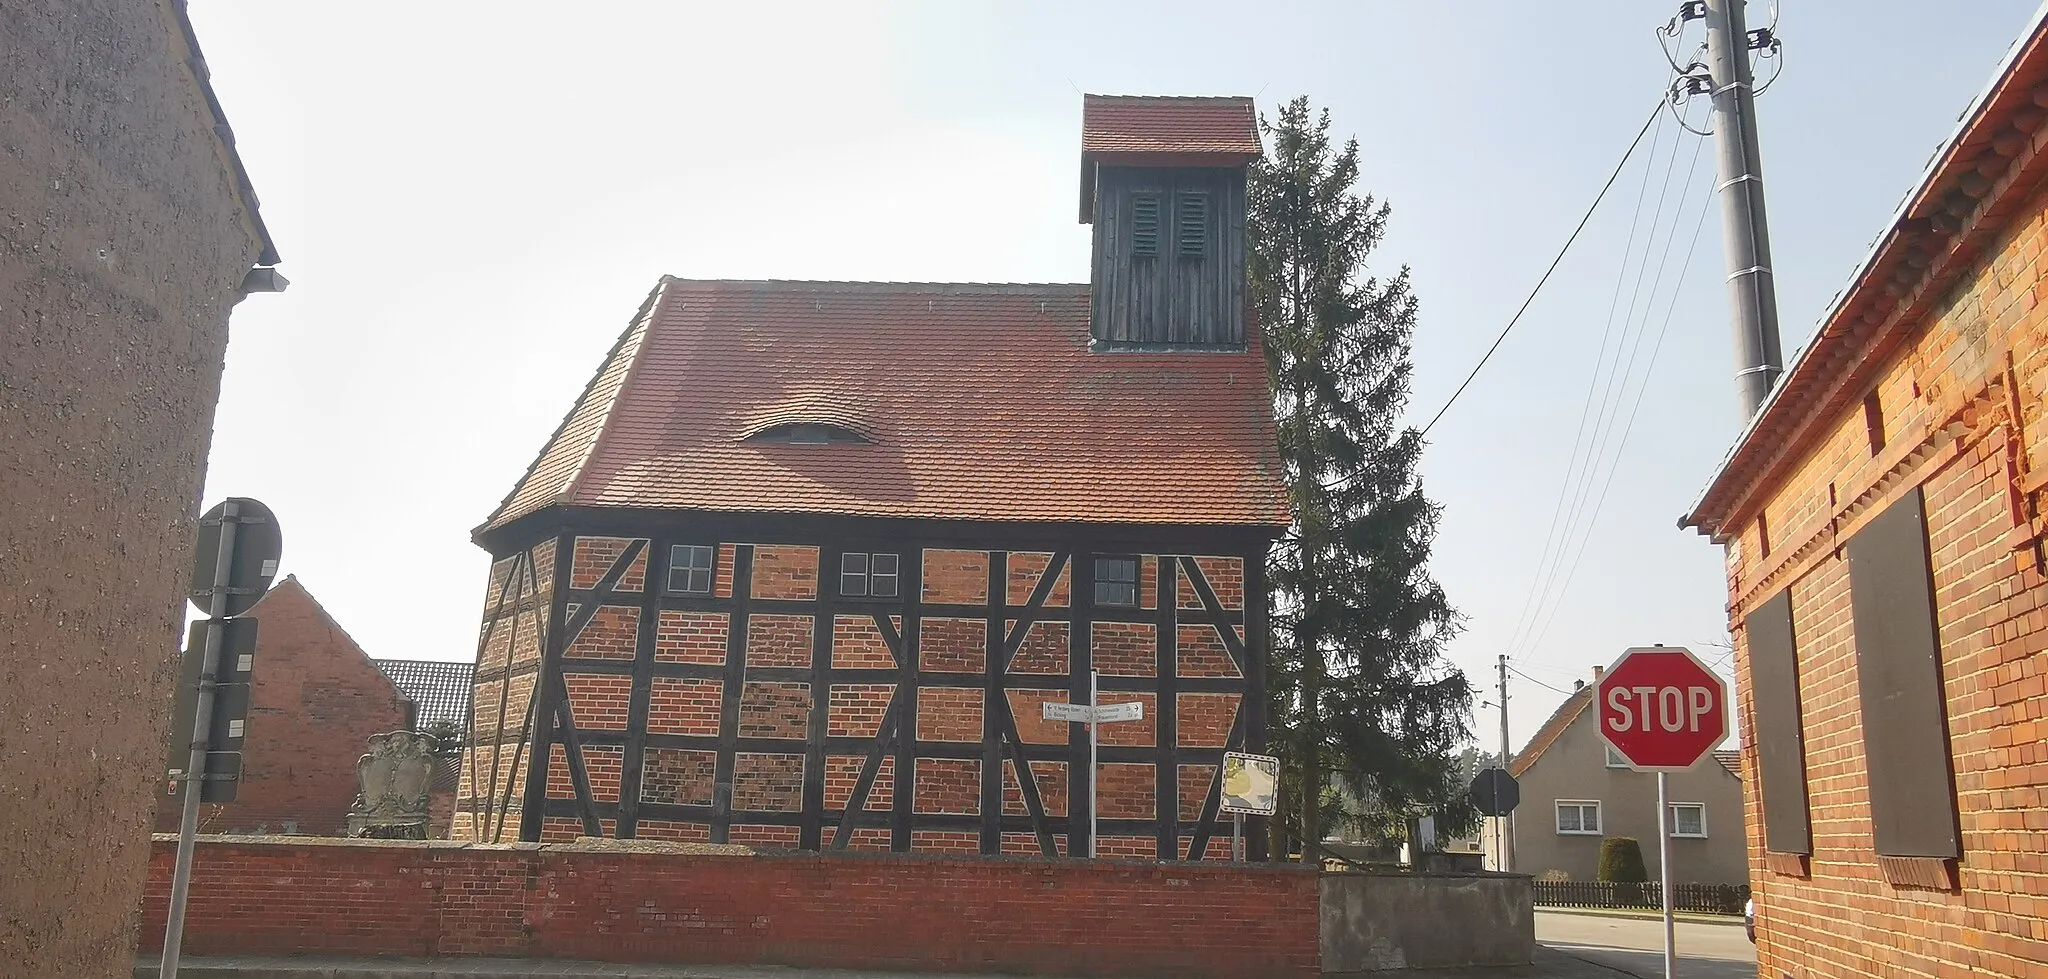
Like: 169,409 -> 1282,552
1088,668 -> 1100,859
1657,771 -> 1676,979
1704,0 -> 1785,418
161,500 -> 239,979
1233,813 -> 1245,862
1497,654 -> 1514,873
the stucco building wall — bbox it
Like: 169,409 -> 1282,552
0,2 -> 269,974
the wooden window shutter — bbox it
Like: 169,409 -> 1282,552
1178,194 -> 1207,256
1744,588 -> 1812,855
1132,194 -> 1160,256
1845,485 -> 1961,860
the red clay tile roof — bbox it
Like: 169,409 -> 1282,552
1509,686 -> 1593,778
1713,749 -> 1742,780
1079,95 -> 1261,221
481,279 -> 1288,536
1082,95 -> 1261,160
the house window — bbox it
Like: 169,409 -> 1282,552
840,552 -> 899,599
1669,803 -> 1707,838
1178,193 -> 1208,257
1604,744 -> 1630,769
1132,194 -> 1160,257
1094,556 -> 1139,607
1555,800 -> 1602,835
667,544 -> 716,594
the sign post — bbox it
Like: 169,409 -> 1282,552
1469,766 -> 1520,870
1041,670 -> 1145,858
1220,751 -> 1279,861
1595,645 -> 1728,979
161,498 -> 280,979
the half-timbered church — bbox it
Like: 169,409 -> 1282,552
456,95 -> 1288,861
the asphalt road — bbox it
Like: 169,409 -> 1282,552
1536,910 -> 1756,979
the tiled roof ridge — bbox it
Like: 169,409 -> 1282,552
1083,93 -> 1256,103
1508,686 -> 1594,778
479,280 -> 667,531
660,277 -> 1088,295
559,279 -> 671,511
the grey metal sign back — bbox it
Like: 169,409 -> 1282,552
1469,767 -> 1520,817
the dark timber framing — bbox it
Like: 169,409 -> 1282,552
462,508 -> 1276,858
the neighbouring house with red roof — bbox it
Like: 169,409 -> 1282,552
154,577 -> 416,838
1678,11 -> 2048,978
454,96 -> 1287,860
1482,668 -> 1745,885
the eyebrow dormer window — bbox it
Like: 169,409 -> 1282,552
746,422 -> 869,445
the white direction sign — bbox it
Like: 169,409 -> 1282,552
1095,701 -> 1144,723
1039,676 -> 1148,858
1040,701 -> 1145,724
1042,702 -> 1093,723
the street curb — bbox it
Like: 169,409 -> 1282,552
1537,906 -> 1744,926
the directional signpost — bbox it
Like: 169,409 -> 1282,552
162,498 -> 281,979
1596,646 -> 1728,979
1041,670 -> 1145,858
1470,767 -> 1520,873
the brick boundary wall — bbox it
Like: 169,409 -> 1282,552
137,836 -> 1321,978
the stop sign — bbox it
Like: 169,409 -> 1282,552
1595,646 -> 1728,771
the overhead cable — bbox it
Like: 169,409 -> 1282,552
1418,98 -> 1666,437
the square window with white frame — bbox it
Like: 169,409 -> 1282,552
667,544 -> 716,594
1555,800 -> 1602,835
1669,803 -> 1707,838
840,551 -> 900,599
1604,744 -> 1631,769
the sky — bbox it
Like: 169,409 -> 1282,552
189,0 -> 2043,754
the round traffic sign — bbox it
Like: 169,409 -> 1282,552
1595,646 -> 1728,771
188,498 -> 282,616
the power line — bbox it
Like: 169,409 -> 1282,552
1499,106 -> 1673,664
1518,152 -> 1720,658
1513,114 -> 1706,662
1507,664 -> 1576,697
1418,97 -> 1665,436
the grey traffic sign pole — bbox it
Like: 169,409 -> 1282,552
1088,668 -> 1098,858
1657,771 -> 1675,979
1042,670 -> 1143,859
161,500 -> 237,979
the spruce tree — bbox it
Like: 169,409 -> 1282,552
1250,98 -> 1472,858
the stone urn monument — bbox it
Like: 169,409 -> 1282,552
346,731 -> 435,839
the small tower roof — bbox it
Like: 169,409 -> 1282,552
1079,95 -> 1261,221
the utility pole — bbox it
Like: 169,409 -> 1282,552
1703,0 -> 1785,417
1496,653 -> 1514,873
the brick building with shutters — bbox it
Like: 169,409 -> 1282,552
455,96 -> 1289,860
1681,15 -> 2048,978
